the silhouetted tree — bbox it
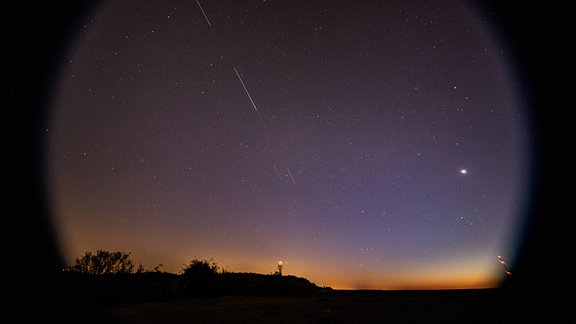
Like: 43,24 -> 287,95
173,258 -> 220,297
72,250 -> 137,274
153,264 -> 164,272
181,258 -> 219,277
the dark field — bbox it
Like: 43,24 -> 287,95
44,273 -> 573,323
104,290 -> 576,323
100,290 -> 511,323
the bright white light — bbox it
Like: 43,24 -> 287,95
460,169 -> 467,174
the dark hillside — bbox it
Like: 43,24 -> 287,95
217,273 -> 321,296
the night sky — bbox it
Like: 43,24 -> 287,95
47,0 -> 532,289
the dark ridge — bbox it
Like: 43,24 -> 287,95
58,271 -> 321,303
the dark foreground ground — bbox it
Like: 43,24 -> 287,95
98,289 -> 509,323
64,288 -> 573,323
11,272 -> 574,322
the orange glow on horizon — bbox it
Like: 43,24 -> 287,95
60,238 -> 505,291
317,275 -> 498,291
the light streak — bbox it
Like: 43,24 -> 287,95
195,0 -> 212,27
498,255 -> 512,275
287,168 -> 296,185
234,67 -> 266,126
273,165 -> 282,179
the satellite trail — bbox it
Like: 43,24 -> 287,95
234,67 -> 266,126
195,0 -> 212,27
273,165 -> 282,179
287,168 -> 296,185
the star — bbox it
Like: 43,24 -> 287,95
460,169 -> 467,174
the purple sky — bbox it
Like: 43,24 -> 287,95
47,0 -> 531,289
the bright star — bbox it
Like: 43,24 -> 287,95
460,169 -> 467,174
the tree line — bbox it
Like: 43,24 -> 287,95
69,250 -> 202,275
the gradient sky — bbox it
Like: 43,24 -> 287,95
47,0 -> 531,289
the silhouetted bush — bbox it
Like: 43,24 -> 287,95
72,250 -> 139,274
174,258 -> 220,297
181,258 -> 220,277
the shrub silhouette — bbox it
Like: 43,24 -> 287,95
181,258 -> 219,277
72,250 -> 138,274
174,258 -> 220,297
